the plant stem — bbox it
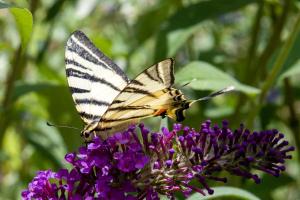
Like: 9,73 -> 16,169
233,1 -> 264,120
0,46 -> 25,146
248,0 -> 291,85
245,0 -> 264,76
283,78 -> 300,164
247,12 -> 300,127
259,16 -> 300,102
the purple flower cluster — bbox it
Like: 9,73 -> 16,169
22,120 -> 294,200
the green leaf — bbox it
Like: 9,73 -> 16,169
0,1 -> 33,50
176,61 -> 260,96
23,126 -> 66,169
244,173 -> 295,200
133,2 -> 173,44
10,7 -> 33,50
164,0 -> 255,31
35,85 -> 83,150
12,83 -> 55,102
278,59 -> 300,82
278,30 -> 300,75
187,186 -> 260,200
13,83 -> 82,151
155,0 -> 255,59
166,24 -> 202,57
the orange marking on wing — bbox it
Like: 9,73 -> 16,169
154,109 -> 167,116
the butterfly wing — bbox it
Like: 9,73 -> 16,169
109,58 -> 175,107
94,58 -> 188,134
65,30 -> 130,124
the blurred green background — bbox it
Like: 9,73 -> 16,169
0,0 -> 300,199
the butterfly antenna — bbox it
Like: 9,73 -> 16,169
179,78 -> 197,89
46,122 -> 81,131
180,81 -> 191,88
191,86 -> 235,104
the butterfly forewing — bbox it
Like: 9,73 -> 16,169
95,59 -> 179,132
65,31 -> 129,124
109,58 -> 174,108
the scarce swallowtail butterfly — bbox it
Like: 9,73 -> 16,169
65,30 -> 234,141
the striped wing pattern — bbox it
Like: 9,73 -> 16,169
95,59 -> 177,133
65,31 -> 129,124
65,31 -> 234,141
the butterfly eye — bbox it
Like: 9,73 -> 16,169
80,130 -> 90,139
182,102 -> 190,109
84,132 -> 91,138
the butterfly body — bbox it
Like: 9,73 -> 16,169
65,30 -> 234,141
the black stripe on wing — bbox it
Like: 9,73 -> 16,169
69,87 -> 89,93
94,127 -> 112,131
107,105 -> 151,111
155,64 -> 164,83
76,99 -> 110,106
144,70 -> 158,82
123,87 -> 156,98
70,31 -> 129,82
67,39 -> 110,70
65,59 -> 90,71
66,68 -> 121,91
79,112 -> 100,120
130,79 -> 144,86
113,100 -> 126,104
169,58 -> 175,85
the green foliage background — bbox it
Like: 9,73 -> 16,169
0,0 -> 300,199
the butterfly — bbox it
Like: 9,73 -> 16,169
65,30 -> 234,141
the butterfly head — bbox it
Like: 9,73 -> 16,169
159,88 -> 191,122
81,121 -> 99,142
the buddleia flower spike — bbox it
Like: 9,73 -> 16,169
22,120 -> 294,199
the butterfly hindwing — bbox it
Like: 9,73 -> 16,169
65,31 -> 129,124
